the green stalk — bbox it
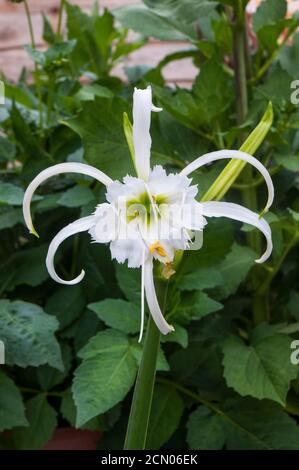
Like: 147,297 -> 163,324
124,315 -> 160,450
233,2 -> 260,252
24,0 -> 43,130
233,1 -> 266,323
57,0 -> 66,40
233,1 -> 248,124
24,0 -> 35,48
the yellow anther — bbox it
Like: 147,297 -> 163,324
162,262 -> 176,280
149,241 -> 167,257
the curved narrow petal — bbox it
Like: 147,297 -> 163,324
23,162 -> 113,237
133,86 -> 162,181
138,248 -> 146,343
200,201 -> 272,263
144,257 -> 174,335
46,216 -> 97,285
181,150 -> 274,211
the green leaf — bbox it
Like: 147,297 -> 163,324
0,371 -> 27,432
201,102 -> 273,202
192,60 -> 234,124
66,4 -> 115,75
143,0 -> 217,24
255,65 -> 292,109
183,219 -> 234,270
217,243 -> 256,299
257,19 -> 290,53
63,97 -> 133,179
187,398 -> 299,450
0,245 -> 52,290
0,182 -> 24,205
45,284 -> 86,330
179,266 -> 223,291
170,337 -> 226,395
10,103 -> 49,161
88,299 -> 140,334
73,329 -> 137,426
42,14 -> 56,44
222,333 -> 298,405
0,136 -> 16,162
115,263 -> 141,305
25,40 -> 77,71
60,389 -> 102,430
123,112 -> 136,171
279,33 -> 299,77
114,5 -> 194,41
57,185 -> 95,207
13,395 -> 57,450
223,398 -> 299,450
0,300 -> 63,370
161,324 -> 188,348
75,84 -> 114,102
274,153 -> 299,171
146,384 -> 184,450
36,343 -> 72,391
187,406 -> 225,450
252,0 -> 287,33
174,291 -> 223,324
0,207 -> 23,230
288,291 -> 299,321
131,342 -> 170,372
153,62 -> 234,132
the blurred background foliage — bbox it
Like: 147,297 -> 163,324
1,0 -> 299,450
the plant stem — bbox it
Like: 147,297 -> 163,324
24,0 -> 35,48
233,1 -> 248,124
257,232 -> 298,296
124,315 -> 160,449
24,0 -> 43,130
57,0 -> 66,40
233,2 -> 260,251
253,232 -> 298,324
233,2 -> 266,322
20,387 -> 65,397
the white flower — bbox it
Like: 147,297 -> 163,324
23,86 -> 274,340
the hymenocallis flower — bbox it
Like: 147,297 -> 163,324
23,86 -> 274,340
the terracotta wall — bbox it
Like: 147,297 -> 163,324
0,0 -> 298,86
0,0 -> 197,87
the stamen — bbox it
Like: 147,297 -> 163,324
149,241 -> 167,257
143,182 -> 160,223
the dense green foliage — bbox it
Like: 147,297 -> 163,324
0,0 -> 299,450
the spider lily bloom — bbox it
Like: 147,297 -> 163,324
23,86 -> 274,340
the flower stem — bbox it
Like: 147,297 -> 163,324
24,0 -> 35,48
233,2 -> 265,322
57,0 -> 66,40
233,2 -> 258,239
24,0 -> 44,131
124,315 -> 160,449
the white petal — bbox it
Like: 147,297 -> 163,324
133,86 -> 161,181
161,201 -> 206,232
91,203 -> 118,243
23,162 -> 112,237
148,170 -> 194,203
200,201 -> 272,263
46,216 -> 96,285
110,220 -> 146,268
181,150 -> 274,212
149,165 -> 167,180
138,248 -> 146,343
144,258 -> 174,335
